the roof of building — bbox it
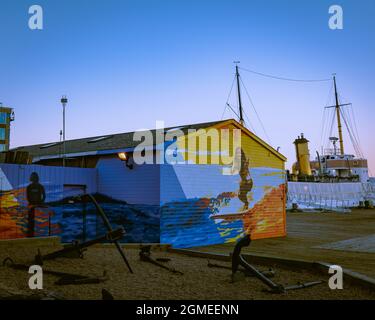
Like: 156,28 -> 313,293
11,119 -> 286,161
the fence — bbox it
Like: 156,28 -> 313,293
287,181 -> 375,212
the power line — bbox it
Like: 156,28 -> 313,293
239,66 -> 331,83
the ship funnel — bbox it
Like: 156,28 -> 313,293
293,133 -> 312,176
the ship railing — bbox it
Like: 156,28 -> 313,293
323,148 -> 342,156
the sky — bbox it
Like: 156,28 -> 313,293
1,0 -> 374,174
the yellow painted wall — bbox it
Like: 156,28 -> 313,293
176,120 -> 285,171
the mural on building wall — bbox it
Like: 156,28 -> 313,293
160,164 -> 285,248
0,165 -> 160,243
160,125 -> 286,248
0,122 -> 285,249
0,173 -> 61,240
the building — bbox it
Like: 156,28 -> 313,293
1,119 -> 287,248
0,105 -> 14,152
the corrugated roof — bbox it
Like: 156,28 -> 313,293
11,120 -> 227,159
11,119 -> 286,162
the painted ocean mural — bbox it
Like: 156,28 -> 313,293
0,186 -> 160,243
160,165 -> 285,248
49,200 -> 160,243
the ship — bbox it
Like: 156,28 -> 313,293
287,75 -> 374,210
215,67 -> 374,211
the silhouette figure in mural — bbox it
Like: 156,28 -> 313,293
238,149 -> 253,212
26,172 -> 46,237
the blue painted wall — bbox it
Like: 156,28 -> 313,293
96,156 -> 160,205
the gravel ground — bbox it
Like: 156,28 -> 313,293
0,246 -> 374,300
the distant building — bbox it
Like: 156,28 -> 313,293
0,106 -> 14,152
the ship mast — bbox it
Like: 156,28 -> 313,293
235,63 -> 245,126
333,75 -> 344,155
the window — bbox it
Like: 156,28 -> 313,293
0,144 -> 5,152
0,112 -> 7,124
0,128 -> 5,140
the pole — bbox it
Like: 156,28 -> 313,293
333,76 -> 344,155
61,96 -> 68,167
235,65 -> 244,126
63,102 -> 65,167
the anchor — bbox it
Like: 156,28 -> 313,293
35,193 -> 133,273
231,234 -> 322,293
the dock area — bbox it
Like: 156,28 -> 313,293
194,209 -> 375,279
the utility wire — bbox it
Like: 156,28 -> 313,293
239,67 -> 332,83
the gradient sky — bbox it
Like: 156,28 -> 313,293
1,0 -> 374,174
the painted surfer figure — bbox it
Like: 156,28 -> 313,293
238,149 -> 253,212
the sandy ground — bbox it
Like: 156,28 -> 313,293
0,245 -> 374,300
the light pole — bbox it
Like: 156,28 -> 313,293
60,95 -> 68,167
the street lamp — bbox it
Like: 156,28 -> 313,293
60,95 -> 68,167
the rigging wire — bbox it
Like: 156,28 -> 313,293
340,109 -> 362,158
328,108 -> 336,138
320,81 -> 334,148
239,75 -> 272,144
242,108 -> 257,134
339,93 -> 364,158
226,103 -> 240,119
344,107 -> 364,158
239,67 -> 332,83
350,105 -> 364,157
221,74 -> 258,133
323,108 -> 334,151
343,109 -> 362,156
221,75 -> 237,120
337,92 -> 364,158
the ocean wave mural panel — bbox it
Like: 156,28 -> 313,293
0,164 -> 160,243
160,163 -> 285,248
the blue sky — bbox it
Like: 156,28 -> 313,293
1,0 -> 374,173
